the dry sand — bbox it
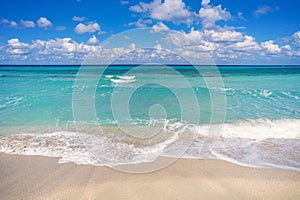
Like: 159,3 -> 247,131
0,153 -> 299,200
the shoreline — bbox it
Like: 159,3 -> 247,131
0,153 -> 299,199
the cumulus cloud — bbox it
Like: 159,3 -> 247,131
2,37 -> 103,61
128,18 -> 152,28
204,29 -> 244,42
7,38 -> 29,48
20,20 -> 35,28
38,38 -> 98,54
87,35 -> 99,44
130,0 -> 197,25
199,2 -> 231,28
37,17 -> 52,29
72,16 -> 86,21
31,38 -> 103,63
1,19 -> 37,28
1,35 -> 186,64
177,28 -> 246,46
151,22 -> 169,32
201,0 -> 210,7
261,40 -> 281,54
254,6 -> 279,17
6,38 -> 31,55
1,31 -> 300,64
1,19 -> 18,28
163,26 -> 263,63
227,35 -> 260,51
292,31 -> 300,46
74,22 -> 100,34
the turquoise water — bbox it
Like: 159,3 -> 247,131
0,65 -> 300,171
1,65 -> 299,127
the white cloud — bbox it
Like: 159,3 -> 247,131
164,26 -> 263,62
254,6 -> 279,17
227,35 -> 260,51
1,19 -> 36,28
130,0 -> 197,25
7,38 -> 29,48
280,45 -> 293,56
292,31 -> 300,46
20,20 -> 35,28
74,22 -> 100,34
204,29 -> 244,42
35,38 -> 100,59
201,0 -> 210,7
0,19 -> 18,28
87,35 -> 99,44
128,18 -> 152,28
120,1 -> 129,5
151,22 -> 169,32
37,17 -> 52,29
72,16 -> 86,21
261,40 -> 281,54
199,3 -> 231,28
177,28 -> 244,44
3,37 -> 103,61
6,38 -> 30,55
7,48 -> 29,55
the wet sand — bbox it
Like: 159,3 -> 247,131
0,153 -> 299,200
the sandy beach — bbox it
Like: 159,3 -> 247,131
0,153 -> 299,200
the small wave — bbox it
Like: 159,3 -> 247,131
0,96 -> 23,109
0,121 -> 191,166
259,90 -> 272,97
282,91 -> 300,100
210,87 -> 235,91
181,119 -> 300,171
110,78 -> 136,83
0,119 -> 299,171
106,75 -> 136,83
117,75 -> 135,80
105,75 -> 114,79
218,118 -> 300,139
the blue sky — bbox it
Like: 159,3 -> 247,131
0,0 -> 300,64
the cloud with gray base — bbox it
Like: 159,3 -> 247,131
129,0 -> 197,25
37,17 -> 52,29
74,22 -> 100,34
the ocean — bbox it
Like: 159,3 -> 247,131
0,65 -> 299,171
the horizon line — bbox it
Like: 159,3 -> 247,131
0,64 -> 299,67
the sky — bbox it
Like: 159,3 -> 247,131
0,0 -> 300,65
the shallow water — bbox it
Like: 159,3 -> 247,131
0,65 -> 299,171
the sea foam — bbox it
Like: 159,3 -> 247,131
0,119 -> 299,171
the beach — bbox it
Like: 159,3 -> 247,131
1,0 -> 300,199
0,65 -> 300,199
1,153 -> 299,200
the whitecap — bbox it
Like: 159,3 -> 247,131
117,75 -> 135,80
1,119 -> 299,171
110,78 -> 135,83
105,75 -> 114,79
259,90 -> 272,97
